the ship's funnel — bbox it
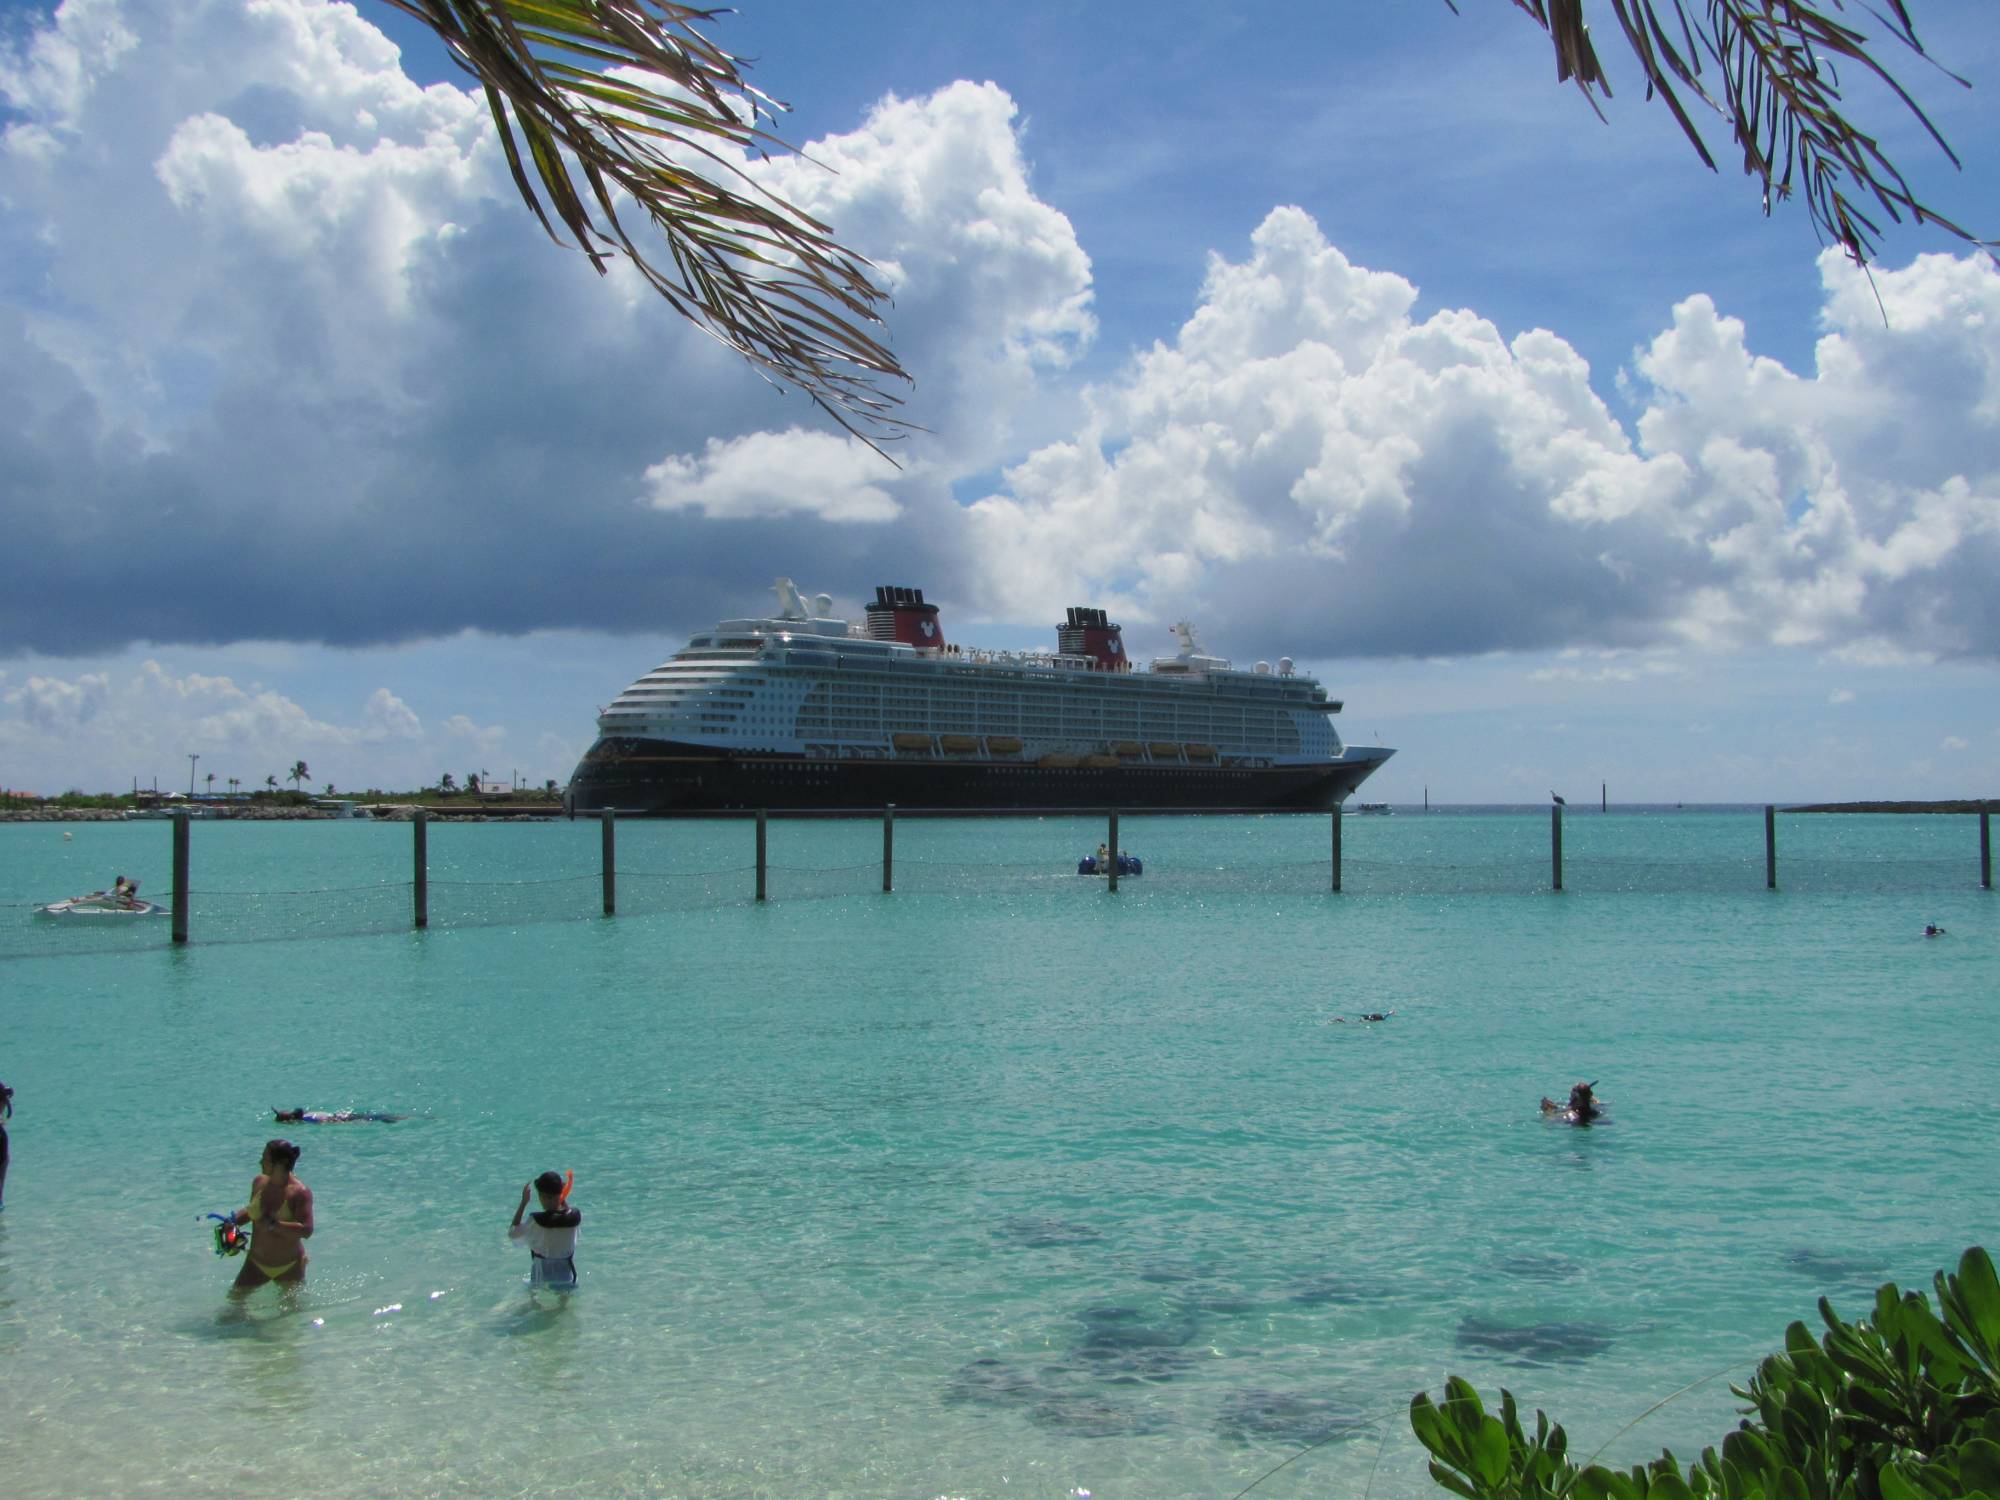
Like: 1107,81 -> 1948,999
1058,607 -> 1128,671
865,585 -> 947,650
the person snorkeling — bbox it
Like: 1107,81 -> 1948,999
1924,923 -> 1947,937
272,1107 -> 408,1124
0,1078 -> 13,1210
229,1138 -> 314,1292
509,1170 -> 581,1289
1540,1080 -> 1603,1124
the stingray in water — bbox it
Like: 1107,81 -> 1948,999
1455,1315 -> 1614,1364
941,1355 -> 1171,1437
1063,1304 -> 1204,1384
1495,1253 -> 1583,1283
1217,1389 -> 1373,1446
1289,1271 -> 1399,1307
942,1356 -> 1045,1411
1782,1247 -> 1887,1284
994,1215 -> 1103,1248
1028,1392 -> 1170,1438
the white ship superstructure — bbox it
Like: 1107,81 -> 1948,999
569,579 -> 1392,813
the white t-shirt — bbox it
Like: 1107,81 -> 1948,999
508,1213 -> 580,1259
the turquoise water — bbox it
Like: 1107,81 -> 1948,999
0,811 -> 1992,1498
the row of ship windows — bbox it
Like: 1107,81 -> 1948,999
781,669 -> 1313,702
615,708 -> 1312,748
804,712 -> 1304,736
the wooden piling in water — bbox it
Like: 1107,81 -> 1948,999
1107,810 -> 1120,893
601,807 -> 616,916
882,804 -> 895,893
1981,810 -> 1991,890
1551,804 -> 1563,893
413,810 -> 428,929
172,810 -> 190,944
756,809 -> 767,902
1765,805 -> 1777,890
1331,806 -> 1343,892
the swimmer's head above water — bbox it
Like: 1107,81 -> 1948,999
1540,1081 -> 1601,1121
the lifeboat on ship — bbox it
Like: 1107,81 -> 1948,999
939,734 -> 980,754
1112,741 -> 1143,758
1038,753 -> 1080,769
986,736 -> 1024,755
1185,744 -> 1217,762
1084,754 -> 1120,769
1148,742 -> 1181,760
891,732 -> 933,753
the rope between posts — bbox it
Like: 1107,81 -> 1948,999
427,874 -> 596,888
189,881 -> 412,897
622,866 -> 757,878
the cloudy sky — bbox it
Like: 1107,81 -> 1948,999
2,0 -> 1997,802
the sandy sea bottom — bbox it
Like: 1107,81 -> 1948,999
0,811 -> 1993,1497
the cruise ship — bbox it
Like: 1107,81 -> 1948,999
565,580 -> 1393,814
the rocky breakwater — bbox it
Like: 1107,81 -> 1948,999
0,807 -> 128,822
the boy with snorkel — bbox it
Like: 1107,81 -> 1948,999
508,1170 -> 581,1287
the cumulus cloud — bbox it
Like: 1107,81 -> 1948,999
3,670 -> 110,730
641,430 -> 899,523
363,687 -> 422,739
444,713 -> 506,758
1829,689 -> 1855,704
963,209 -> 2000,664
1943,735 -> 1969,751
2,0 -> 1995,681
0,657 -> 439,790
0,3 -> 1093,655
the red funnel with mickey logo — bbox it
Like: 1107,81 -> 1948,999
864,586 -> 947,650
1057,607 -> 1128,671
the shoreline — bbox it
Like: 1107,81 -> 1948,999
4,798 -> 1993,823
1784,799 -> 1999,814
0,803 -> 561,823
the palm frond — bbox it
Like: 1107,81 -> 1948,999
379,1 -> 911,452
1498,0 -> 1993,265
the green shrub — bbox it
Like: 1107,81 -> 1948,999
1411,1247 -> 2000,1500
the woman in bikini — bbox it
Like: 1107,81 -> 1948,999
231,1138 -> 314,1291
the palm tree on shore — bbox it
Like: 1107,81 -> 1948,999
440,773 -> 458,795
265,774 -> 279,794
289,760 -> 310,794
372,0 -> 1983,458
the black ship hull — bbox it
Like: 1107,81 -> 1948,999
568,737 -> 1390,815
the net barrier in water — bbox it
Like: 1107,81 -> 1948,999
1,806 -> 1989,961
